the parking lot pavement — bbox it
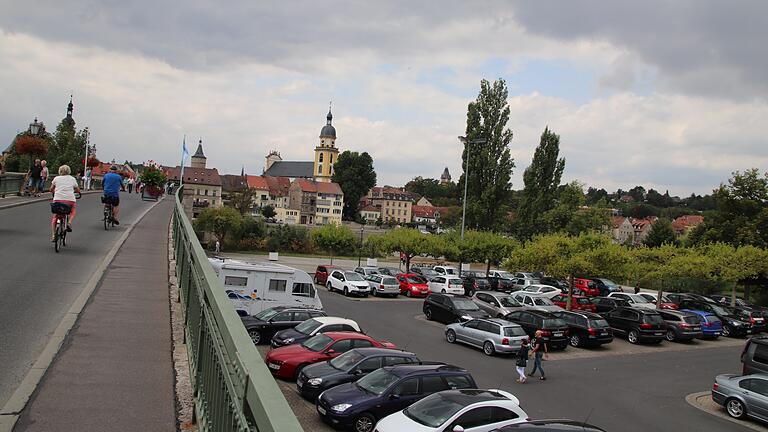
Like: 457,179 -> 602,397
686,391 -> 768,432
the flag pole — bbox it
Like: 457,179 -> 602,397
180,134 -> 186,189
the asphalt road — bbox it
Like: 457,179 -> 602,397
314,287 -> 753,432
0,192 -> 155,407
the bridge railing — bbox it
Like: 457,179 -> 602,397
172,188 -> 304,432
0,172 -> 25,197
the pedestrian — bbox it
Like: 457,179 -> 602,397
127,177 -> 134,194
84,168 -> 92,190
516,339 -> 529,383
215,240 -> 221,254
39,160 -> 49,193
529,330 -> 548,380
634,283 -> 640,294
28,159 -> 42,196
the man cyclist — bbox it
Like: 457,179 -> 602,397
102,165 -> 122,225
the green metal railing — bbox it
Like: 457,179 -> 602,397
0,172 -> 24,197
172,188 -> 304,432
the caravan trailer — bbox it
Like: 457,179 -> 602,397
208,258 -> 323,315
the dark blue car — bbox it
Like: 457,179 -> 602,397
682,309 -> 723,338
316,364 -> 477,432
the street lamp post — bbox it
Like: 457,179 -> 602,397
457,136 -> 487,277
28,118 -> 41,135
357,226 -> 365,267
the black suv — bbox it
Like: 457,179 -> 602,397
423,293 -> 489,324
316,364 -> 477,432
296,347 -> 419,400
601,307 -> 666,344
677,299 -> 753,338
551,310 -> 613,348
590,296 -> 630,313
658,309 -> 703,342
503,310 -> 569,349
241,306 -> 326,345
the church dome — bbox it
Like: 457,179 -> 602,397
320,109 -> 336,138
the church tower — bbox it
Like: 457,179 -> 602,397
313,106 -> 339,183
191,139 -> 207,169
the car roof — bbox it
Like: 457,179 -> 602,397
483,318 -> 521,327
748,336 -> 768,346
475,290 -> 510,296
313,316 -> 358,326
319,331 -> 371,341
348,347 -> 415,357
519,309 -> 556,318
555,310 -> 602,319
317,265 -> 338,269
659,309 -> 696,317
430,389 -> 513,406
681,309 -> 716,316
497,419 -> 606,431
384,363 -> 466,377
616,306 -> 660,314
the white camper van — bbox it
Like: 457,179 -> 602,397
208,258 -> 323,315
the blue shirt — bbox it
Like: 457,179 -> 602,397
103,172 -> 122,197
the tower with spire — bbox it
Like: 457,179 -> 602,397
313,103 -> 340,183
191,139 -> 207,169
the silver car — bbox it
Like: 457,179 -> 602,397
511,292 -> 562,312
365,274 -> 400,297
354,266 -> 379,277
712,373 -> 768,423
445,318 -> 528,356
472,291 -> 524,317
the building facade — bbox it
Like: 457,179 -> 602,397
288,178 -> 344,225
164,140 -> 222,220
367,186 -> 415,224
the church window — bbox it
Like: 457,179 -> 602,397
330,154 -> 333,164
319,153 -> 324,162
321,139 -> 325,146
318,164 -> 323,174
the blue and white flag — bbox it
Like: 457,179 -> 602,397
182,136 -> 189,157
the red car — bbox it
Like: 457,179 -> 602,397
264,332 -> 395,380
396,273 -> 430,297
551,294 -> 596,312
314,265 -> 339,285
573,278 -> 600,297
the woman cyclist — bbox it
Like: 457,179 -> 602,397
49,165 -> 81,241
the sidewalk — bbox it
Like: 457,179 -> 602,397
13,200 -> 175,432
0,190 -> 101,210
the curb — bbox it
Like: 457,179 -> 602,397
0,198 -> 163,432
685,391 -> 767,432
0,190 -> 101,211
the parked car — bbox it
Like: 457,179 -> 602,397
296,347 -> 419,400
365,274 -> 400,297
550,294 -> 596,312
445,318 -> 529,356
510,292 -> 562,312
492,419 -> 607,431
266,331 -> 395,380
472,291 -> 524,317
488,270 -> 515,280
709,294 -> 753,308
487,276 -> 516,292
573,278 -> 600,296
314,264 -> 339,285
607,292 -> 656,310
271,317 -> 361,348
637,293 -> 679,310
712,373 -> 768,423
354,266 -> 380,277
742,336 -> 768,375
601,307 -> 666,344
666,292 -> 698,305
590,296 -> 631,313
677,299 -> 753,338
551,310 -> 613,348
520,284 -> 561,299
396,273 -> 431,297
511,277 -> 540,291
682,309 -> 723,339
590,277 -> 623,296
658,309 -> 703,342
538,276 -> 570,292
514,272 -> 537,279
424,293 -> 490,324
462,274 -> 492,296
429,276 -> 465,295
316,364 -> 477,432
241,306 -> 326,345
377,267 -> 402,276
503,310 -> 569,350
433,265 -> 459,276
327,270 -> 372,297
732,307 -> 767,334
412,266 -> 441,280
375,389 -> 529,432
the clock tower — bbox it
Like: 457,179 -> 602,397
313,106 -> 339,183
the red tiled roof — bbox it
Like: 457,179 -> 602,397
412,205 -> 439,218
611,216 -> 627,229
245,175 -> 269,190
164,165 -> 221,186
360,205 -> 380,212
672,215 -> 704,233
293,178 -> 343,195
91,162 -> 135,178
265,176 -> 291,197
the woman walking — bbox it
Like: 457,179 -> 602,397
516,339 -> 529,383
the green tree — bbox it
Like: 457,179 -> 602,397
643,218 -> 678,247
331,151 -> 377,221
261,205 -> 277,219
445,231 -> 517,275
310,223 -> 356,264
48,117 -> 87,174
230,187 -> 256,215
517,127 -> 566,238
194,206 -> 243,248
373,228 -> 440,272
461,78 -> 515,231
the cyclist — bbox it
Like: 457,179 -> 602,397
102,165 -> 122,225
49,164 -> 80,241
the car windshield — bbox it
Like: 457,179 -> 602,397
683,315 -> 702,325
301,334 -> 333,352
444,268 -> 457,275
533,297 -> 554,306
588,319 -> 610,328
295,319 -> 322,335
407,276 -> 427,284
253,308 -> 281,321
329,350 -> 365,371
475,279 -> 489,286
495,271 -> 513,279
381,277 -> 399,285
576,298 -> 591,305
643,314 -> 665,325
629,295 -> 651,304
504,326 -> 527,337
403,393 -> 466,427
356,368 -> 400,395
448,278 -> 463,285
345,272 -> 365,281
710,304 -> 733,316
453,299 -> 480,310
498,296 -> 520,307
543,318 -> 567,328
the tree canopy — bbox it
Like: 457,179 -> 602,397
517,127 -> 565,239
331,151 -> 377,221
310,223 -> 356,264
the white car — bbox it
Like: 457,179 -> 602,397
511,292 -> 562,312
327,270 -> 371,297
429,276 -> 465,295
375,389 -> 528,432
608,292 -> 656,309
433,265 -> 458,276
521,284 -> 561,299
269,316 -> 361,347
488,270 -> 514,280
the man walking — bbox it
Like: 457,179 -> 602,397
28,159 -> 42,196
529,330 -> 548,380
127,177 -> 134,194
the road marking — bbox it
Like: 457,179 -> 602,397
0,198 -> 163,432
685,391 -> 768,432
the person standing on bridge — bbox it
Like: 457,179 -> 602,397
102,165 -> 122,225
49,165 -> 80,241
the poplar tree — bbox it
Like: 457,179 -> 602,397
518,127 -> 565,238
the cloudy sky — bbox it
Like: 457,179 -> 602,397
1,1 -> 766,195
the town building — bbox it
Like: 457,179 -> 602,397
416,196 -> 433,207
245,174 -> 291,213
288,178 -> 344,225
360,205 -> 381,225
611,216 -> 635,244
164,140 -> 222,219
412,205 -> 440,225
672,215 -> 704,235
440,167 -> 452,185
632,217 -> 658,245
275,207 -> 301,225
367,186 -> 415,224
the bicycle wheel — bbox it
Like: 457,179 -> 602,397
104,206 -> 109,230
54,220 -> 61,253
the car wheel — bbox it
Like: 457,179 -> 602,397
344,287 -> 349,297
665,329 -> 677,342
425,307 -> 433,320
726,398 -> 747,419
446,329 -> 456,343
326,282 -> 333,292
294,364 -> 308,381
483,341 -> 495,356
570,334 -> 581,348
467,289 -> 475,297
354,412 -> 376,432
722,325 -> 732,337
628,329 -> 639,344
248,329 -> 261,345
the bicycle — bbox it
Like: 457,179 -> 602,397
102,198 -> 115,230
51,202 -> 71,253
